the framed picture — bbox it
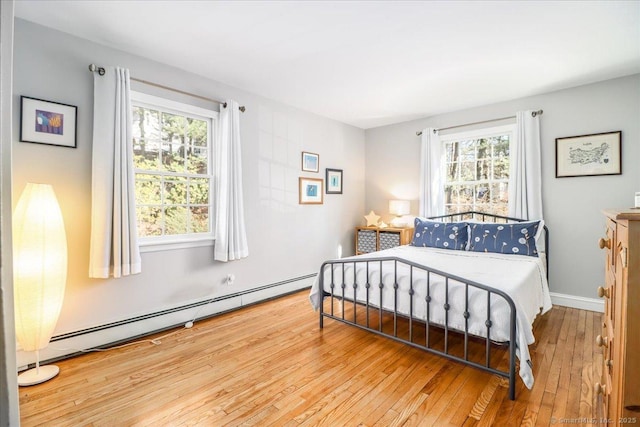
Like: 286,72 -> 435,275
325,168 -> 343,194
298,177 -> 323,204
301,151 -> 319,172
556,131 -> 621,178
20,96 -> 78,148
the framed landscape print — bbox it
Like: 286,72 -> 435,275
299,177 -> 323,204
325,168 -> 343,194
301,151 -> 319,172
555,131 -> 621,178
20,96 -> 78,148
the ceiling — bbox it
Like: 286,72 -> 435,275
14,1 -> 640,129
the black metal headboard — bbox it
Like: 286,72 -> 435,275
427,211 -> 549,278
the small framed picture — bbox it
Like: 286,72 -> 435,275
299,177 -> 323,204
20,96 -> 78,148
301,151 -> 319,172
556,131 -> 622,178
325,168 -> 343,194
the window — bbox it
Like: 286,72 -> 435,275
131,92 -> 217,248
441,125 -> 514,216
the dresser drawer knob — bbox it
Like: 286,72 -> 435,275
606,359 -> 614,368
599,238 -> 611,249
597,286 -> 610,298
594,382 -> 607,395
596,335 -> 608,347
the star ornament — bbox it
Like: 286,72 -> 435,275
364,210 -> 380,226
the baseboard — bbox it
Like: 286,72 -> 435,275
550,292 -> 604,313
17,274 -> 315,371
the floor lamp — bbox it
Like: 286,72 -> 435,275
13,183 -> 67,386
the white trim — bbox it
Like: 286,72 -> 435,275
17,276 -> 314,370
139,237 -> 214,252
131,91 -> 218,120
438,123 -> 515,142
550,292 -> 604,313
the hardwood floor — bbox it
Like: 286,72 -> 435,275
19,290 -> 602,426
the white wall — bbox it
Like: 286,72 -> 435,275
12,19 -> 365,365
365,74 -> 640,303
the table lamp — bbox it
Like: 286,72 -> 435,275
389,200 -> 410,227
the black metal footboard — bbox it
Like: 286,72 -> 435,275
318,256 -> 518,400
317,211 -> 549,400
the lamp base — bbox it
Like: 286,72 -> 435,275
18,365 -> 59,386
390,216 -> 411,228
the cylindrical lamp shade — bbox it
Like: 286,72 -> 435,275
13,183 -> 67,352
389,200 -> 410,216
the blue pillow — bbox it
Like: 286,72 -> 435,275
468,221 -> 541,257
411,218 -> 468,250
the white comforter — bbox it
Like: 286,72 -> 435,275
308,245 -> 552,389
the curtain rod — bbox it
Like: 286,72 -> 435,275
415,110 -> 543,136
88,64 -> 246,113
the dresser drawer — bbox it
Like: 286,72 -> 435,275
600,278 -> 616,331
599,219 -> 617,330
597,323 -> 615,424
601,218 -> 616,275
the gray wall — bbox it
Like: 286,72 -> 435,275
365,74 -> 640,300
12,19 -> 365,341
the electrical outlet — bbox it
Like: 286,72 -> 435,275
226,273 -> 235,285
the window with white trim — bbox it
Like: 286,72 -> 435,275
131,92 -> 217,248
441,125 -> 514,216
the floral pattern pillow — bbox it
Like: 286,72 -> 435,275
468,221 -> 541,257
411,218 -> 468,250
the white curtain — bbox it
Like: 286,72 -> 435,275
89,67 -> 141,278
214,100 -> 249,262
509,111 -> 543,220
419,128 -> 444,218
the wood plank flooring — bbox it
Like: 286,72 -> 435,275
19,290 -> 602,426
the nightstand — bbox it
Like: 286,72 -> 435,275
355,226 -> 414,255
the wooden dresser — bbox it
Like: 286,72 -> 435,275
596,209 -> 640,425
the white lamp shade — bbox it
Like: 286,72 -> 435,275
13,183 -> 67,352
389,200 -> 410,216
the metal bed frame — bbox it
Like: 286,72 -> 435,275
318,211 -> 549,401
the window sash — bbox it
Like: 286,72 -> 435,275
441,124 -> 514,215
130,91 -> 217,245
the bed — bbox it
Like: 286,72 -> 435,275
309,211 -> 552,400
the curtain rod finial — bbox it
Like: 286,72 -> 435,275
223,102 -> 247,113
88,64 -> 105,76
